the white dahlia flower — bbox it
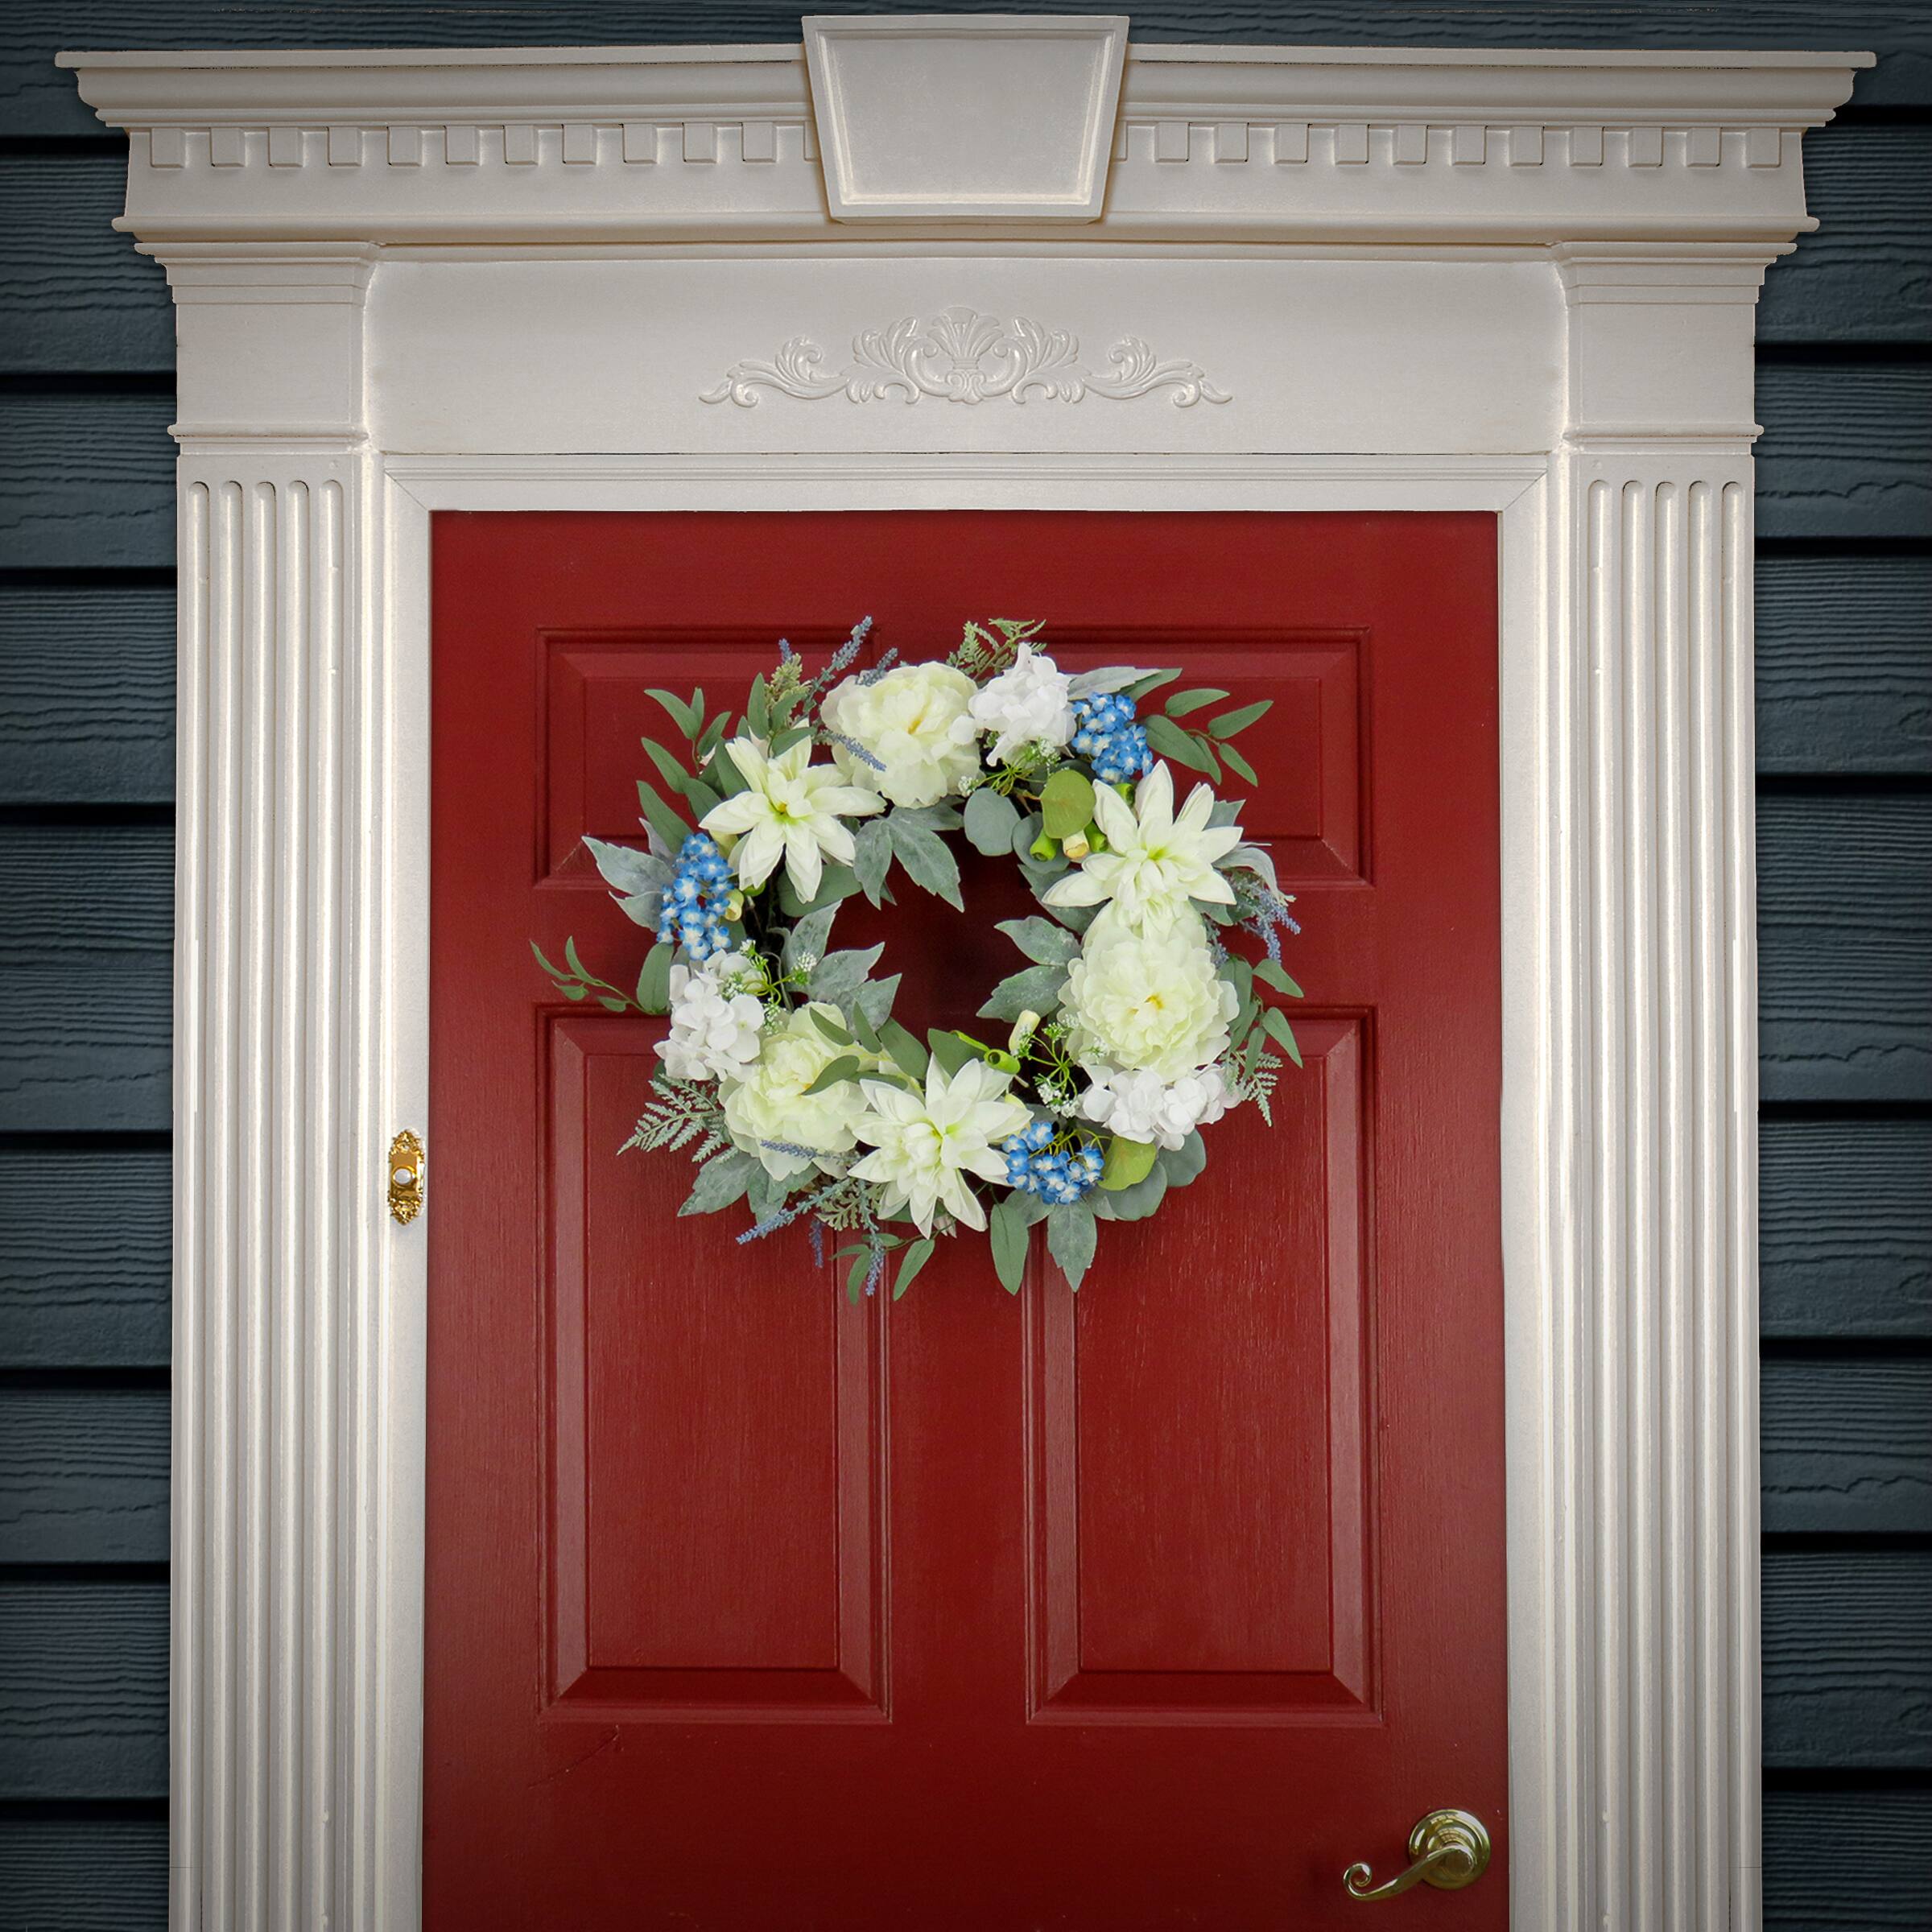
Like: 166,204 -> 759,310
968,644 -> 1076,766
849,1057 -> 1034,1236
820,662 -> 982,809
1059,916 -> 1238,1081
701,737 -> 882,903
654,950 -> 766,1084
1045,761 -> 1245,935
720,1002 -> 877,1181
1080,1063 -> 1232,1151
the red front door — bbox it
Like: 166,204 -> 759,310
427,511 -> 1505,1930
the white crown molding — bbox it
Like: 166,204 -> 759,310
60,35 -> 1868,247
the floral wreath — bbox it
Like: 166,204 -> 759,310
534,619 -> 1303,1298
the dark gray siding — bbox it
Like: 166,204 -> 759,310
1,4 -> 1926,1925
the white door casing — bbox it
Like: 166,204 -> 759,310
58,21 -> 1870,1932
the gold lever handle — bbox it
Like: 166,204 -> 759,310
1344,1810 -> 1491,1902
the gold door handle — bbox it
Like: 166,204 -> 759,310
1344,1810 -> 1491,1901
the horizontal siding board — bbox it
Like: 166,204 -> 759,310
1761,1120 -> 1932,1338
0,585 -> 175,806
1757,362 -> 1932,542
6,1 -> 1928,139
0,1388 -> 169,1563
0,156 -> 172,374
0,392 -> 175,572
1764,1790 -> 1932,1932
1761,1356 -> 1932,1534
0,826 -> 171,1133
0,1818 -> 167,1932
1755,556 -> 1932,776
0,1150 -> 171,1368
1757,794 -> 1932,1104
0,1581 -> 167,1799
1763,1550 -> 1932,1768
1758,125 -> 1932,345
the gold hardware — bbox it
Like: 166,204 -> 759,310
1344,1810 -> 1491,1902
387,1131 -> 424,1225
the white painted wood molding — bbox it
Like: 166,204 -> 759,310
58,19 -> 1870,1932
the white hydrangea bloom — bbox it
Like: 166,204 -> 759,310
1059,914 -> 1238,1081
968,644 -> 1076,766
1045,761 -> 1245,935
720,1002 -> 878,1181
654,951 -> 766,1084
1080,1063 -> 1232,1151
820,662 -> 982,808
849,1057 -> 1034,1236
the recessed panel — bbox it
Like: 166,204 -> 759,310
547,1017 -> 886,1716
1027,1017 -> 1371,1717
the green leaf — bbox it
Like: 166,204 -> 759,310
1099,1136 -> 1158,1191
807,945 -> 884,1005
1262,1006 -> 1304,1067
708,743 -> 749,797
995,916 -> 1081,967
853,974 -> 901,1030
893,1238 -> 936,1301
1046,1202 -> 1098,1290
978,964 -> 1068,1024
1158,1131 -> 1208,1187
847,1247 -> 873,1304
802,1054 -> 863,1095
1253,960 -> 1302,999
989,1195 -> 1031,1294
886,812 -> 964,910
635,942 -> 674,1015
927,1029 -> 979,1078
852,816 -> 894,906
1123,669 -> 1180,702
530,940 -> 568,984
641,735 -> 693,796
809,1007 -> 853,1047
1104,1166 -> 1169,1221
679,1150 -> 757,1216
1163,687 -> 1231,717
1141,712 -> 1217,775
634,778 -> 691,853
1214,741 -> 1254,786
1208,700 -> 1273,739
1039,767 -> 1096,841
779,864 -> 860,917
696,713 -> 729,766
646,687 -> 699,739
746,674 -> 771,741
878,1019 -> 929,1082
963,786 -> 1022,857
784,905 -> 839,974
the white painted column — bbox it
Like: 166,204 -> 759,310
1539,243 -> 1777,1932
157,245 -> 399,1932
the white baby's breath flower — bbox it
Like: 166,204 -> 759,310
968,644 -> 1076,766
1080,1063 -> 1232,1151
850,1057 -> 1034,1236
720,1002 -> 877,1181
821,662 -> 982,808
654,950 -> 765,1084
701,737 -> 883,902
1059,915 -> 1237,1081
1044,761 -> 1244,934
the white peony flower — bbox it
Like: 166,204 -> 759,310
849,1057 -> 1034,1236
968,644 -> 1076,766
1080,1063 -> 1232,1151
701,737 -> 883,902
820,662 -> 982,808
720,1002 -> 878,1181
654,950 -> 766,1084
1044,761 -> 1245,935
1059,915 -> 1238,1081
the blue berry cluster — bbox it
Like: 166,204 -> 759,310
1001,1119 -> 1105,1204
655,832 -> 737,960
1070,691 -> 1154,786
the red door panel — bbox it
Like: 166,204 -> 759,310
428,511 -> 1505,1930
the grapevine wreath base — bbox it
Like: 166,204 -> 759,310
535,619 -> 1303,1297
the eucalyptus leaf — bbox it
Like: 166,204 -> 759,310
846,1248 -> 873,1305
679,1150 -> 757,1216
1040,767 -> 1096,840
852,816 -> 894,906
646,687 -> 699,739
1163,687 -> 1231,717
1046,1202 -> 1099,1290
634,778 -> 691,853
886,813 -> 964,910
642,735 -> 694,797
995,916 -> 1081,967
1218,741 -> 1259,786
927,1030 -> 979,1078
878,1019 -> 930,1082
708,743 -> 750,798
1158,1131 -> 1208,1187
746,674 -> 771,741
1262,1006 -> 1305,1067
802,1054 -> 862,1096
635,942 -> 674,1016
1123,669 -> 1181,702
1067,664 -> 1146,697
989,1195 -> 1031,1294
979,964 -> 1068,1024
779,864 -> 860,917
1141,712 -> 1216,775
1099,1136 -> 1158,1191
964,786 -> 1022,856
1254,960 -> 1303,999
1209,700 -> 1274,738
1103,1166 -> 1169,1222
893,1238 -> 936,1301
809,1007 -> 854,1047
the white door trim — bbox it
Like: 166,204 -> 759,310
60,20 -> 1870,1930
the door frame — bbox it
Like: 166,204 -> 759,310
60,23 -> 1873,1931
